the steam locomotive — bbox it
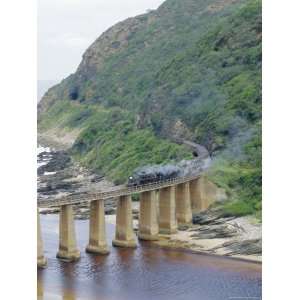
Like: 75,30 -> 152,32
126,153 -> 209,188
127,164 -> 181,187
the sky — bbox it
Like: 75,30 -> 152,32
38,0 -> 165,81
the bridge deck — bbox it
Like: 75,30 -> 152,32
38,174 -> 201,208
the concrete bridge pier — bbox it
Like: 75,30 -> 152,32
176,182 -> 193,226
86,199 -> 109,254
190,178 -> 202,213
56,204 -> 80,261
37,210 -> 47,268
138,191 -> 159,240
37,280 -> 43,300
112,195 -> 137,248
159,186 -> 177,234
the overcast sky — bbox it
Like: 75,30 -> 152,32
38,0 -> 165,81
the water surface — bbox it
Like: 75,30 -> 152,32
38,215 -> 261,300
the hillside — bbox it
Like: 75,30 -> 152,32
38,0 -> 261,217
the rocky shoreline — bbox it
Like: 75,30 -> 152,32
152,209 -> 261,262
37,137 -> 261,263
37,145 -> 119,218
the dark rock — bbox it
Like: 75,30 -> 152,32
214,239 -> 262,256
39,208 -> 60,214
105,207 -> 116,215
91,175 -> 104,183
178,225 -> 190,231
38,151 -> 71,175
38,147 -> 117,219
190,224 -> 239,239
192,208 -> 235,225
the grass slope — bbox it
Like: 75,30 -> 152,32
38,100 -> 192,183
38,0 -> 261,218
144,0 -> 262,217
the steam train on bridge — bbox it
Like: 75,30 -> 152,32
126,159 -> 209,187
127,165 -> 181,187
126,141 -> 211,188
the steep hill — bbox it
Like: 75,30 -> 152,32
38,0 -> 261,217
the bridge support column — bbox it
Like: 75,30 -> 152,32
138,191 -> 159,240
112,195 -> 137,248
37,210 -> 47,268
86,199 -> 109,255
159,186 -> 177,234
37,280 -> 43,300
57,204 -> 80,261
190,178 -> 202,213
176,182 -> 192,226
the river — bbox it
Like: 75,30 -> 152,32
38,214 -> 261,300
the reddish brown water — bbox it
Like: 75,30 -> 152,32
38,215 -> 261,300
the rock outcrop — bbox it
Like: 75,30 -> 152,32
38,148 -> 117,218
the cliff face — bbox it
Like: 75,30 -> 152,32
38,0 -> 261,217
39,0 -> 249,114
77,16 -> 150,79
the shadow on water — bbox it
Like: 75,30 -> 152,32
38,214 -> 261,300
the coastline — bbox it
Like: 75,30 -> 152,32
104,214 -> 262,263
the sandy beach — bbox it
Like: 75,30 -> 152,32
104,214 -> 262,263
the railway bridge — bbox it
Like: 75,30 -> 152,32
37,173 -> 214,267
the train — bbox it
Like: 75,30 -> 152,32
127,164 -> 181,187
126,143 -> 211,188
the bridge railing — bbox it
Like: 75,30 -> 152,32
38,172 -> 201,208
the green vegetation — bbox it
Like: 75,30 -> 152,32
38,0 -> 261,218
72,107 -> 192,183
38,100 -> 191,184
145,0 -> 262,218
38,100 -> 99,131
